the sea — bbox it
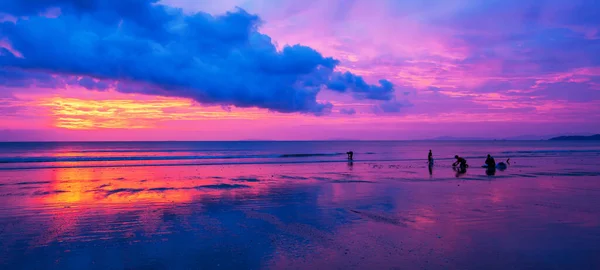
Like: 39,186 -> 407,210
1,141 -> 600,269
1,140 -> 599,170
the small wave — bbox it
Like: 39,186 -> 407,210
0,152 -> 359,164
0,154 -> 274,164
32,190 -> 68,196
501,149 -> 600,154
0,158 -> 420,171
279,153 -> 343,158
73,149 -> 240,153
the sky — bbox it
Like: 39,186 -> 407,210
1,0 -> 599,141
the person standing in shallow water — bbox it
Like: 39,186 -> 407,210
346,151 -> 354,160
428,150 -> 433,165
485,154 -> 496,168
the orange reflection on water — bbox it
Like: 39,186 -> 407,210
34,162 -> 277,208
25,164 -> 270,247
19,164 -> 276,245
39,166 -> 243,205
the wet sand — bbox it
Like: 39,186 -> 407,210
1,158 -> 600,269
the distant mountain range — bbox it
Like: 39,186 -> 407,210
430,133 -> 600,141
549,134 -> 600,141
430,135 -> 550,140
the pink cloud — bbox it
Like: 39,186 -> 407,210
1,0 -> 599,140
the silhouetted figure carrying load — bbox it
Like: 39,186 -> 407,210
346,151 -> 354,160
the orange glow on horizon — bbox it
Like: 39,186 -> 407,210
39,96 -> 266,130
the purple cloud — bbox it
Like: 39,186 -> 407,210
327,71 -> 395,100
372,100 -> 413,114
339,108 -> 356,115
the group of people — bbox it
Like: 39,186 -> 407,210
428,150 -> 469,168
347,150 -> 509,175
428,150 -> 510,174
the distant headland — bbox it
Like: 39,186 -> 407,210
549,134 -> 600,141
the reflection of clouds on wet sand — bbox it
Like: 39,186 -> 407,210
1,160 -> 600,269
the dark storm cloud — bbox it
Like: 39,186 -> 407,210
0,0 -> 396,114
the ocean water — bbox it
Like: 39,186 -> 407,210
1,141 -> 600,269
1,140 -> 599,169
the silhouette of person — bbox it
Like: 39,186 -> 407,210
428,163 -> 433,175
453,155 -> 468,168
346,151 -> 354,160
428,150 -> 433,165
485,154 -> 496,168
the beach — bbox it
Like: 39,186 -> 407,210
1,141 -> 600,269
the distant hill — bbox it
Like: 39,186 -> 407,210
549,134 -> 600,141
430,136 -> 543,140
503,135 -> 554,140
428,134 -> 598,141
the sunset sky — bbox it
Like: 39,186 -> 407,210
1,0 -> 599,141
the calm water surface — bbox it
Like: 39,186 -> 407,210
1,141 -> 600,269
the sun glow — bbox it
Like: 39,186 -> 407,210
39,97 -> 263,129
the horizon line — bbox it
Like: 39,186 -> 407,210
0,139 -> 556,143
